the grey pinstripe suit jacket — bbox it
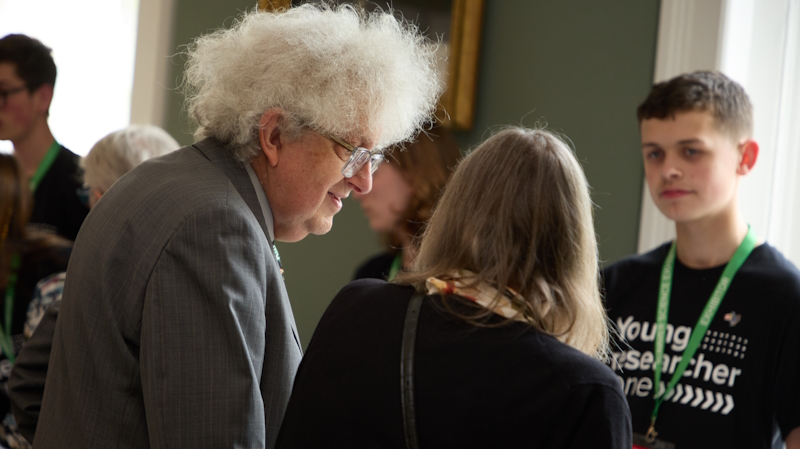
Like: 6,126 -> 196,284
34,138 -> 303,449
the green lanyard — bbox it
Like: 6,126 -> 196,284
387,253 -> 402,282
29,141 -> 60,193
646,226 -> 758,442
1,254 -> 21,363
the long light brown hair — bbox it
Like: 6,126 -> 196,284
0,154 -> 69,285
385,127 -> 461,252
397,127 -> 609,359
0,154 -> 30,252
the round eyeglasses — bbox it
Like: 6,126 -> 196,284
326,135 -> 385,178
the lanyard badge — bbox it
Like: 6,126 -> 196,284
646,227 -> 758,443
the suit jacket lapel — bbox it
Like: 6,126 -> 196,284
191,138 -> 269,238
191,138 -> 302,353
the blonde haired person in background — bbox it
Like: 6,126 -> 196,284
275,127 -> 631,448
81,125 -> 179,207
33,4 -> 441,449
6,124 -> 179,448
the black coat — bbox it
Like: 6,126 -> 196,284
276,279 -> 631,448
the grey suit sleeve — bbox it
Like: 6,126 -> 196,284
8,301 -> 61,444
140,203 -> 268,449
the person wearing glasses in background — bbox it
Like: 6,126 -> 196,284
33,4 -> 441,449
0,34 -> 88,241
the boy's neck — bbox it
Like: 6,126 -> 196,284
674,208 -> 751,269
13,120 -> 55,177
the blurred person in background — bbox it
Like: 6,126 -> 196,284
275,127 -> 631,449
33,4 -> 441,449
4,124 -> 179,449
80,124 -> 180,208
0,34 -> 88,241
0,154 -> 70,449
353,127 -> 461,281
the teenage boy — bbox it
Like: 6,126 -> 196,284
0,34 -> 88,241
604,71 -> 800,449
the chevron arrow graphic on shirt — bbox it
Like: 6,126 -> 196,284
662,382 -> 674,401
721,394 -> 734,415
690,387 -> 705,407
700,390 -> 715,409
680,384 -> 694,404
711,392 -> 725,412
661,385 -> 734,414
671,384 -> 683,402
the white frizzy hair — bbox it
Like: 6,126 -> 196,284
183,3 -> 443,162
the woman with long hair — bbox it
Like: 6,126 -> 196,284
353,127 -> 462,281
0,154 -> 70,448
276,127 -> 631,448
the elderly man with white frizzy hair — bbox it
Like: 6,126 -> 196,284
185,4 -> 440,162
34,4 -> 442,449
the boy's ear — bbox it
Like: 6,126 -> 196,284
258,108 -> 285,168
736,139 -> 759,175
33,84 -> 54,114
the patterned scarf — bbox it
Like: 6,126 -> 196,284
425,270 -> 533,323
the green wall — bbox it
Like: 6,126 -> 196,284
451,0 -> 660,265
164,0 -> 660,348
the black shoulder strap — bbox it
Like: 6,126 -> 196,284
401,291 -> 424,449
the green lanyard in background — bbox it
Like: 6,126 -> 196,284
29,140 -> 60,193
0,254 -> 21,363
646,226 -> 758,443
387,254 -> 402,282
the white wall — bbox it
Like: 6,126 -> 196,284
638,0 -> 800,266
0,0 -> 140,156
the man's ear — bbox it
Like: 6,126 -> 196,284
33,84 -> 54,115
737,139 -> 759,175
258,108 -> 285,168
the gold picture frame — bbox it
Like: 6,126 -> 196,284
258,0 -> 292,10
258,0 -> 485,130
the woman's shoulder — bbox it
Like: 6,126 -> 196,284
331,279 -> 415,310
22,239 -> 72,269
533,334 -> 623,393
352,252 -> 396,281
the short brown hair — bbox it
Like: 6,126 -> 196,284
384,127 -> 462,252
397,127 -> 609,360
637,70 -> 753,139
0,34 -> 57,91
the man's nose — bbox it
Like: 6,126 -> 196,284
347,162 -> 373,194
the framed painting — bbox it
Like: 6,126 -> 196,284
258,0 -> 485,130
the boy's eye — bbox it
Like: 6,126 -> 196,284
684,148 -> 700,157
645,149 -> 663,160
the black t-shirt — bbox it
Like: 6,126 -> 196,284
276,280 -> 632,448
352,251 -> 395,281
603,243 -> 800,448
29,146 -> 89,241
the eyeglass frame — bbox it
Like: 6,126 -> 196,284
0,85 -> 28,108
326,134 -> 386,178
